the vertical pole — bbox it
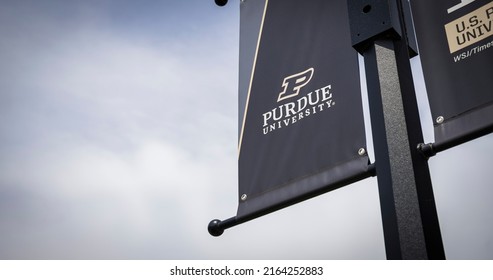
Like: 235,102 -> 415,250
391,18 -> 445,259
348,0 -> 445,259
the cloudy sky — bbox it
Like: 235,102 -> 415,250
0,0 -> 492,260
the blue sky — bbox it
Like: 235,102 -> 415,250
0,0 -> 492,259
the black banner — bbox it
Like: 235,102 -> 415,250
410,0 -> 493,147
237,0 -> 369,218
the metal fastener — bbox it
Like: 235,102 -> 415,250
358,148 -> 366,156
240,194 -> 248,201
436,116 -> 444,124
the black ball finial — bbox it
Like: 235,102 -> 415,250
208,219 -> 224,236
215,0 -> 228,7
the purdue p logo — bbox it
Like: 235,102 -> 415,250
277,68 -> 314,102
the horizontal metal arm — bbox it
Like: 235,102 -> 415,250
208,163 -> 376,237
418,126 -> 493,159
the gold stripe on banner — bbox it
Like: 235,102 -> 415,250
238,0 -> 269,157
445,1 -> 493,53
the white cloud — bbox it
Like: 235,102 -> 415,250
0,2 -> 239,259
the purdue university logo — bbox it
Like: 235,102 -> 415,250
262,67 -> 335,135
278,68 -> 314,102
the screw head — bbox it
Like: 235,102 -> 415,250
240,194 -> 248,201
436,116 -> 444,124
358,148 -> 366,156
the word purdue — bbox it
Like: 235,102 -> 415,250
262,84 -> 334,135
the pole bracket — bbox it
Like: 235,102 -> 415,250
347,0 -> 402,53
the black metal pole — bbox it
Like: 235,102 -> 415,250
348,0 -> 445,259
391,11 -> 445,259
